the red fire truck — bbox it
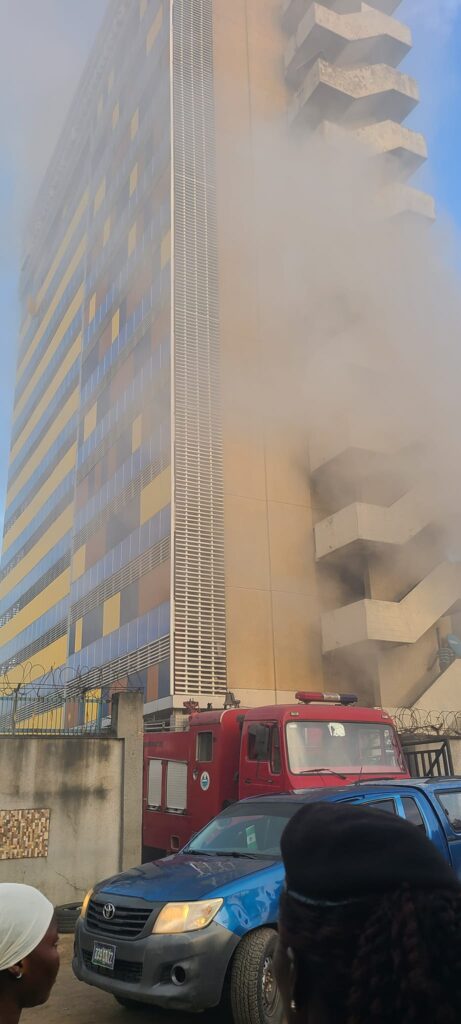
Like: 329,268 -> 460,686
142,692 -> 409,858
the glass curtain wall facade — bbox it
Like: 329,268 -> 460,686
0,1 -> 174,707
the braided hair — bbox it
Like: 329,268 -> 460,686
279,884 -> 461,1024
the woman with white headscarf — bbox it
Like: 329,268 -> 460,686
0,884 -> 60,1024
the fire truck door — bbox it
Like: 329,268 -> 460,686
241,722 -> 282,795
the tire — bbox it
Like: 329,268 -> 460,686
56,902 -> 82,934
230,929 -> 283,1024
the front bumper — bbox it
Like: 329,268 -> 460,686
73,918 -> 239,1011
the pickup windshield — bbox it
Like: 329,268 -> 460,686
286,720 -> 403,775
186,802 -> 298,859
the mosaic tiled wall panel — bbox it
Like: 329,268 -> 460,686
0,808 -> 50,860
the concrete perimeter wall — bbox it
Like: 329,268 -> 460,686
0,691 -> 143,906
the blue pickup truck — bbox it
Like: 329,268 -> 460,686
73,779 -> 461,1024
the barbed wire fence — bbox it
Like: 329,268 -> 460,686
0,663 -> 144,735
393,706 -> 461,738
2,666 -> 461,740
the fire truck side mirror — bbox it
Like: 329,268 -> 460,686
248,723 -> 270,761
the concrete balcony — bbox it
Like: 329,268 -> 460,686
285,5 -> 411,87
282,0 -> 402,35
353,120 -> 427,175
365,0 -> 402,13
290,59 -> 419,129
309,417 -> 409,475
412,660 -> 461,713
315,488 -> 430,560
381,182 -> 436,223
282,0 -> 359,34
321,562 -> 461,652
318,119 -> 427,177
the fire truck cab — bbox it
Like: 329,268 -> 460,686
142,692 -> 408,858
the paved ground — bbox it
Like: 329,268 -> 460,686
23,936 -> 208,1024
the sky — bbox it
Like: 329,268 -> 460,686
0,0 -> 460,535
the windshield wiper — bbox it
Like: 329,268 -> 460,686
187,849 -> 260,859
185,849 -> 219,857
212,850 -> 261,859
298,768 -> 347,781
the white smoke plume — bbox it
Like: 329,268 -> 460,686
0,0 -> 108,259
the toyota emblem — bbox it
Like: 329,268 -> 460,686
102,903 -> 116,921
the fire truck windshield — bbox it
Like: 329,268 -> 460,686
285,720 -> 403,775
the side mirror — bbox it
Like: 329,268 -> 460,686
248,723 -> 270,761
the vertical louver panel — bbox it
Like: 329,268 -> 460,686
172,0 -> 227,698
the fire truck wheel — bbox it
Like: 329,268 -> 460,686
230,928 -> 283,1024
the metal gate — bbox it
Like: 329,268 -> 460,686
402,737 -> 454,779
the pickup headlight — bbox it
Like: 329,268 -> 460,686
80,889 -> 93,919
153,898 -> 223,934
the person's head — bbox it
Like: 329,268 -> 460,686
275,801 -> 461,1024
0,884 -> 59,1016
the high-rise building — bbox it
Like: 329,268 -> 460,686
1,0 -> 444,718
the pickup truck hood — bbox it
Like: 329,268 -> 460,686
97,854 -> 279,903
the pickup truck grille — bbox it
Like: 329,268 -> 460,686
82,950 -> 142,984
87,899 -> 153,939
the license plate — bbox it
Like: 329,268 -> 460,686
92,942 -> 116,970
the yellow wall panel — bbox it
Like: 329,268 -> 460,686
128,223 -> 137,257
146,8 -> 163,53
14,285 -> 84,421
94,178 -> 106,214
88,292 -> 96,323
72,545 -> 86,581
131,109 -> 139,140
8,395 -> 79,504
140,467 -> 171,525
84,402 -> 97,441
30,636 -> 68,673
103,593 -> 121,636
129,164 -> 138,197
35,192 -> 88,310
4,637 -> 68,686
10,334 -> 82,462
111,309 -> 120,342
17,706 -> 65,733
132,415 -> 142,452
3,446 -> 77,553
103,217 -> 111,246
0,570 -> 71,648
0,506 -> 74,599
18,238 -> 86,383
75,618 -> 83,653
161,230 -> 171,268
85,694 -> 102,725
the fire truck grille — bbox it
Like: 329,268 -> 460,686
82,950 -> 142,984
87,899 -> 153,939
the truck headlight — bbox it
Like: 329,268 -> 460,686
80,889 -> 93,919
153,898 -> 223,934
